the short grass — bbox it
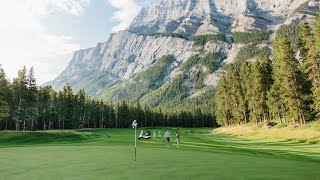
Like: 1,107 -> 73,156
0,128 -> 320,180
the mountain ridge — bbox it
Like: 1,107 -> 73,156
46,0 -> 320,109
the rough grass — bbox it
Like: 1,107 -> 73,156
214,122 -> 320,144
0,128 -> 320,179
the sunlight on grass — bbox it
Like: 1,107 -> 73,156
214,123 -> 320,144
0,128 -> 320,179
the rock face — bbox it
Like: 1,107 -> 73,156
129,0 -> 310,36
47,31 -> 193,91
47,0 -> 319,101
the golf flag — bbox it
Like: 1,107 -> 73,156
132,120 -> 138,128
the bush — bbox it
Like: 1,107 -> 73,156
232,30 -> 272,44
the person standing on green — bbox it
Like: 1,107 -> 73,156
175,131 -> 180,148
164,129 -> 171,147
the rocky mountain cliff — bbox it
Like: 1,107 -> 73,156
129,0 -> 308,36
46,0 -> 319,109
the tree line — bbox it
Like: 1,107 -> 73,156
0,66 -> 216,130
215,14 -> 320,126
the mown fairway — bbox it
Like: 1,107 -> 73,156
0,128 -> 320,180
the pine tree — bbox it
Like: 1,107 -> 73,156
38,86 -> 51,130
298,22 -> 314,121
11,67 -> 28,131
299,22 -> 312,62
226,64 -> 246,125
0,65 -> 11,129
214,72 -> 232,126
314,12 -> 320,52
25,67 -> 38,130
304,14 -> 320,118
240,61 -> 252,123
250,57 -> 272,126
62,83 -> 74,129
57,91 -> 64,129
48,88 -> 57,130
77,89 -> 86,128
271,36 -> 305,124
259,56 -> 273,123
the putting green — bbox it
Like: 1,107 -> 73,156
0,128 -> 319,180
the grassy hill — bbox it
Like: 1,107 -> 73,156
0,128 -> 320,179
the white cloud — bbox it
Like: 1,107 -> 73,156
0,0 -> 90,84
107,0 -> 142,32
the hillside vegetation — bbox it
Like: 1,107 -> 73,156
232,30 -> 272,44
235,44 -> 271,62
192,34 -> 227,46
276,20 -> 300,50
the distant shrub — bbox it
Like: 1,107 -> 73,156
193,34 -> 227,46
232,30 -> 272,44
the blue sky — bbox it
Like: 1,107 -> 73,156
0,0 -> 160,84
42,0 -> 116,48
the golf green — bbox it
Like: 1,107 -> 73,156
0,128 -> 319,180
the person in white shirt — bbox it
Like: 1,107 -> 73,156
153,130 -> 156,140
164,130 -> 171,147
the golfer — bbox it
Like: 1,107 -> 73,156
176,131 -> 180,148
158,130 -> 161,138
164,130 -> 171,147
153,130 -> 156,140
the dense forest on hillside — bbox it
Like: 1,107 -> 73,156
215,14 -> 320,126
0,66 -> 216,131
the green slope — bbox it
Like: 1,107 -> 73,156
0,129 -> 319,179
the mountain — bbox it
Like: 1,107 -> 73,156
129,0 -> 308,36
46,0 -> 319,110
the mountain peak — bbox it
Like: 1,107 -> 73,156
129,0 -> 312,37
47,0 -> 319,102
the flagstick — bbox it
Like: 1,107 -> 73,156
134,127 -> 137,161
